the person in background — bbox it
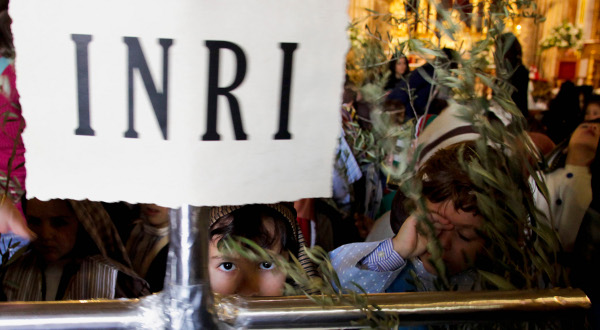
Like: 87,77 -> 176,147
538,117 -> 600,327
1,199 -> 149,301
534,120 -> 599,252
584,94 -> 600,121
126,203 -> 170,293
496,33 -> 529,119
384,54 -> 411,91
543,97 -> 600,214
388,48 -> 457,121
543,81 -> 581,143
208,203 -> 316,296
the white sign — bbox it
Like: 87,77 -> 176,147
10,0 -> 348,207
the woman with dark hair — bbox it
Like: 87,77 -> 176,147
384,54 -> 410,91
1,199 -> 149,301
208,203 -> 316,296
388,48 -> 457,120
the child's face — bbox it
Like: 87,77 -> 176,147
27,199 -> 79,263
585,103 -> 600,121
140,204 -> 170,228
421,201 -> 485,276
208,216 -> 287,296
569,122 -> 600,154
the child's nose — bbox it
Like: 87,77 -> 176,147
37,222 -> 55,241
237,271 -> 260,296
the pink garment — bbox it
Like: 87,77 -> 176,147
0,62 -> 26,214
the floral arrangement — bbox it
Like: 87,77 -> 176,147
540,21 -> 583,51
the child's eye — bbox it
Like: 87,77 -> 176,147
259,262 -> 275,270
457,229 -> 478,242
218,262 -> 236,272
27,217 -> 41,227
50,217 -> 69,228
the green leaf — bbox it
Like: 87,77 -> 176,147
478,270 -> 517,290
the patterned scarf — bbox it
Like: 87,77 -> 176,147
68,200 -> 132,268
126,219 -> 169,278
2,251 -> 120,301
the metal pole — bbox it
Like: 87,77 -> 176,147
0,296 -> 160,329
164,205 -> 216,329
216,288 -> 591,329
0,289 -> 590,328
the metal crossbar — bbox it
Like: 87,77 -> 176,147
0,206 -> 591,329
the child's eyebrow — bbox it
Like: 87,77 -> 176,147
428,210 -> 479,229
211,254 -> 242,261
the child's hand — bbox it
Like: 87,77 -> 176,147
391,212 -> 453,259
0,198 -> 36,241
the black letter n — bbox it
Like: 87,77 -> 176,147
123,37 -> 173,139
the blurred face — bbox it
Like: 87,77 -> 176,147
421,201 -> 484,276
395,57 -> 408,77
569,122 -> 600,152
585,103 -> 600,121
208,216 -> 287,296
140,204 -> 170,228
27,199 -> 79,263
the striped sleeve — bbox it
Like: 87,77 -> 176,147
361,239 -> 405,272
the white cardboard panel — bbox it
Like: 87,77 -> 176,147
10,0 -> 348,207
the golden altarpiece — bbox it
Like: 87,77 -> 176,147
348,0 -> 600,88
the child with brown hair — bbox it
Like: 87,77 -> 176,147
208,203 -> 315,296
330,103 -> 539,293
331,141 -> 488,293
